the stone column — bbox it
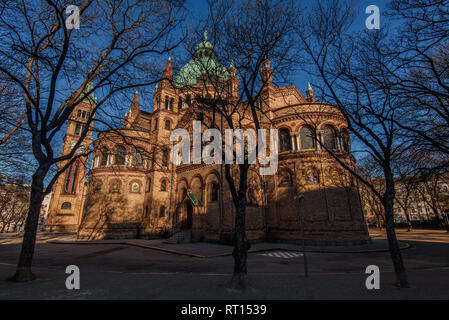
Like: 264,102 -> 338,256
296,134 -> 301,152
291,134 -> 296,152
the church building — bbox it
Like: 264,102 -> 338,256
45,33 -> 370,244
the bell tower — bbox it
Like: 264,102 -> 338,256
46,85 -> 96,232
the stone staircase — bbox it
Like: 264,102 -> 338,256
164,229 -> 192,244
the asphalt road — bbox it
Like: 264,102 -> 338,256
0,229 -> 448,299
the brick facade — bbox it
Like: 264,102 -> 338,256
46,38 -> 370,244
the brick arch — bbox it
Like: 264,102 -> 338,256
205,171 -> 221,203
177,178 -> 189,190
164,117 -> 173,129
176,179 -> 189,202
276,124 -> 293,132
189,174 -> 204,189
304,167 -> 321,184
317,121 -> 338,131
277,167 -> 294,186
129,179 -> 142,193
108,178 -> 122,193
294,121 -> 308,132
205,170 -> 221,184
159,177 -> 169,192
190,175 -> 204,201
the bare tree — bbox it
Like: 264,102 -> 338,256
0,180 -> 30,233
383,0 -> 449,174
0,79 -> 33,179
296,0 -> 412,287
357,158 -> 386,230
0,0 -> 185,282
174,0 -> 297,289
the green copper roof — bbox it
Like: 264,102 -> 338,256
174,31 -> 228,88
175,57 -> 228,88
197,30 -> 213,50
307,82 -> 313,91
82,81 -> 97,103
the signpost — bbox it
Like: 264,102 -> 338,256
294,194 -> 308,277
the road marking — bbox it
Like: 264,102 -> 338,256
259,251 -> 303,259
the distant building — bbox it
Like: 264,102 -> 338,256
361,175 -> 449,228
39,192 -> 52,230
0,183 -> 30,233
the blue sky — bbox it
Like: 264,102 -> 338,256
178,0 -> 391,97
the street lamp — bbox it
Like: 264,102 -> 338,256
294,194 -> 308,277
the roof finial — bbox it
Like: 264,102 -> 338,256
230,59 -> 235,69
307,82 -> 313,91
168,50 -> 172,61
204,30 -> 208,41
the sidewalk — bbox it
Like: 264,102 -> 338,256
46,238 -> 410,258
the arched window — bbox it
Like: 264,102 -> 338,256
300,126 -> 316,150
64,161 -> 79,194
170,98 -> 174,111
111,182 -> 120,194
131,182 -> 139,193
322,126 -> 336,150
154,119 -> 158,130
341,129 -> 349,151
306,170 -> 319,184
165,96 -> 169,110
186,95 -> 191,107
132,148 -> 144,167
210,182 -> 219,202
115,146 -> 126,165
74,123 -> 81,135
100,148 -> 108,166
278,170 -> 293,186
161,180 -> 167,192
159,206 -> 166,217
165,120 -> 171,130
61,202 -> 71,210
178,98 -> 183,110
94,155 -> 100,168
162,149 -> 169,167
279,128 -> 292,152
93,180 -> 102,193
63,165 -> 71,192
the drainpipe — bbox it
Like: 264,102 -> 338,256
263,174 -> 269,241
168,140 -> 175,235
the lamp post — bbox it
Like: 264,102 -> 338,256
294,194 -> 308,277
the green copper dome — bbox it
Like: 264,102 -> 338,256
174,31 -> 228,88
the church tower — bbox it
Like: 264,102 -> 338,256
259,57 -> 275,114
147,57 -> 177,226
45,85 -> 96,232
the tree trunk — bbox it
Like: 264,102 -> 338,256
10,168 -> 46,282
230,197 -> 250,290
404,210 -> 413,232
383,174 -> 409,288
